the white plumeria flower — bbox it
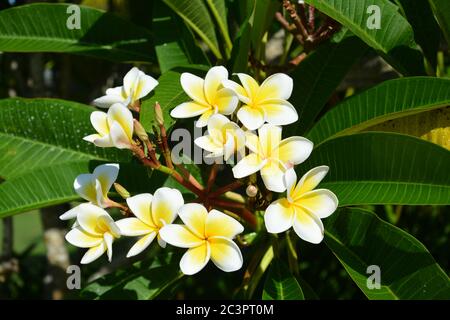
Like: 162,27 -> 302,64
93,67 -> 158,108
222,72 -> 298,130
194,114 -> 245,161
83,103 -> 134,149
65,203 -> 121,264
232,124 -> 313,192
115,188 -> 184,258
160,204 -> 244,275
265,167 -> 338,244
170,66 -> 239,127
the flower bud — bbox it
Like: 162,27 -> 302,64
154,102 -> 164,126
133,119 -> 149,142
246,185 -> 258,197
114,183 -> 130,199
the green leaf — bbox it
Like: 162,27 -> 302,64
395,0 -> 441,69
206,0 -> 233,54
307,77 -> 450,145
287,36 -> 368,135
140,66 -> 208,132
303,0 -> 425,75
325,207 -> 450,299
81,252 -> 182,300
262,260 -> 304,300
301,132 -> 450,205
0,3 -> 155,63
250,0 -> 279,59
0,98 -> 127,179
163,0 -> 222,59
429,0 -> 450,44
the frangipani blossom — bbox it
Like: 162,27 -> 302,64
65,203 -> 121,264
93,67 -> 158,108
194,114 -> 245,161
116,188 -> 184,257
59,164 -> 119,221
83,103 -> 134,149
265,167 -> 338,244
222,73 -> 298,130
160,204 -> 244,275
232,124 -> 313,192
170,66 -> 238,127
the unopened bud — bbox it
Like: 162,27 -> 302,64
246,185 -> 258,197
114,183 -> 130,199
133,119 -> 149,142
154,102 -> 164,126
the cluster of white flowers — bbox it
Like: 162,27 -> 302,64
61,66 -> 338,275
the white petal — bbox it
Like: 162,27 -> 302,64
159,224 -> 204,248
295,166 -> 330,196
209,237 -> 243,272
73,174 -> 102,204
205,210 -> 244,239
236,73 -> 259,99
90,111 -> 110,136
179,242 -> 210,275
194,135 -> 223,154
222,132 -> 236,161
207,113 -> 230,143
134,73 -> 158,101
275,137 -> 314,165
123,67 -> 141,97
85,134 -> 114,148
222,79 -> 250,104
257,73 -> 293,102
65,227 -> 103,248
59,206 -> 79,220
297,189 -> 338,219
204,66 -> 228,104
292,207 -> 324,244
232,153 -> 265,178
157,234 -> 166,248
284,168 -> 298,202
115,217 -> 153,236
126,232 -> 157,258
180,72 -> 207,104
237,105 -> 264,131
104,232 -> 114,262
110,121 -> 133,149
258,124 -> 282,157
151,187 -> 184,227
214,88 -> 238,115
93,163 -> 119,198
264,198 -> 294,233
170,102 -> 210,119
80,242 -> 106,264
261,160 -> 286,192
261,99 -> 298,126
107,103 -> 134,140
93,92 -> 126,108
76,203 -> 110,236
126,193 -> 154,226
177,203 -> 208,238
195,109 -> 215,128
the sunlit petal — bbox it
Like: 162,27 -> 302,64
104,232 -> 114,262
261,159 -> 286,192
126,232 -> 157,258
294,166 -> 330,196
133,72 -> 158,101
209,237 -> 243,272
107,103 -> 133,140
159,224 -> 204,248
292,206 -> 324,244
65,227 -> 103,248
93,163 -> 119,198
123,67 -> 140,96
236,73 -> 259,99
115,217 -> 153,236
93,91 -> 126,108
244,131 -> 261,154
110,121 -> 132,149
232,153 -> 266,178
76,203 -> 110,236
204,66 -> 228,104
179,242 -> 210,275
237,105 -> 264,130
222,79 -> 250,104
275,137 -> 313,165
215,88 -> 238,115
264,198 -> 295,233
90,111 -> 110,136
257,73 -> 293,102
177,203 -> 208,238
205,210 -> 244,239
151,187 -> 184,227
180,72 -> 207,104
195,109 -> 215,128
59,206 -> 79,221
207,113 -> 230,143
258,124 -> 282,157
170,102 -> 210,119
80,242 -> 106,264
73,174 -> 101,204
261,100 -> 298,126
297,189 -> 338,219
195,135 -> 224,155
126,193 -> 154,226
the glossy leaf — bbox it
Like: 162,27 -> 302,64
301,132 -> 450,205
325,207 -> 450,299
429,0 -> 450,44
262,260 -> 304,300
307,77 -> 450,145
303,0 -> 425,75
0,3 -> 155,63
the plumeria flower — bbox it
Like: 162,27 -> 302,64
65,203 -> 121,264
265,167 -> 338,244
194,114 -> 245,161
93,67 -> 158,108
160,204 -> 244,275
83,103 -> 134,149
222,72 -> 298,130
232,124 -> 313,192
170,66 -> 238,127
115,188 -> 184,257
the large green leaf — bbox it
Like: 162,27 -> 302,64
307,77 -> 450,145
429,0 -> 450,44
81,252 -> 182,299
303,0 -> 425,75
0,98 -> 127,179
163,0 -> 222,59
287,35 -> 368,135
325,208 -> 450,299
0,3 -> 155,63
262,259 -> 304,300
395,0 -> 441,69
206,0 -> 232,54
300,132 -> 450,205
